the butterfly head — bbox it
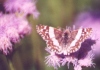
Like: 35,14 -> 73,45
63,29 -> 71,38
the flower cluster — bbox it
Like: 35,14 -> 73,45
44,12 -> 99,70
4,0 -> 40,19
0,0 -> 39,54
45,36 -> 96,70
0,14 -> 31,54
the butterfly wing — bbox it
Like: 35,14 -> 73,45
36,24 -> 63,53
65,28 -> 92,55
36,24 -> 92,55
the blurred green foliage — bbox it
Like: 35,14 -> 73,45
1,0 -> 100,70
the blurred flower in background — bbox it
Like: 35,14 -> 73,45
4,0 -> 40,19
0,14 -> 31,54
0,0 -> 39,55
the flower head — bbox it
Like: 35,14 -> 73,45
45,38 -> 96,70
4,0 -> 40,19
0,14 -> 31,54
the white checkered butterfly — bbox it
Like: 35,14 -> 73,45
36,24 -> 92,55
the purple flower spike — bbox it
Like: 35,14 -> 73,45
4,0 -> 40,19
0,14 -> 31,54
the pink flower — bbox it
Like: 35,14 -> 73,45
45,32 -> 95,70
0,14 -> 31,54
4,0 -> 40,19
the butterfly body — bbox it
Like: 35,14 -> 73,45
36,24 -> 92,55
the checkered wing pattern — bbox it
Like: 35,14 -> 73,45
36,24 -> 92,55
65,28 -> 92,55
36,24 -> 62,53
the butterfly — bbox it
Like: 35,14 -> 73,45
36,24 -> 92,55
